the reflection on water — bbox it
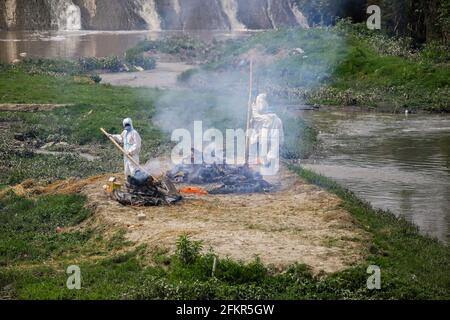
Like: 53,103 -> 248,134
0,30 -> 253,63
301,110 -> 450,243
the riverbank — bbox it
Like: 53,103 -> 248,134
1,165 -> 448,299
3,25 -> 448,113
99,62 -> 193,89
0,27 -> 449,300
172,22 -> 449,113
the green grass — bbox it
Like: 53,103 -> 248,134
0,69 -> 168,184
0,192 -> 92,265
315,37 -> 450,111
0,69 -> 163,145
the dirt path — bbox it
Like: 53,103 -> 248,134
81,166 -> 369,273
100,62 -> 193,89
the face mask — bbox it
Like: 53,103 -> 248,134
124,125 -> 132,132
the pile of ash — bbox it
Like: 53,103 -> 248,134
112,171 -> 182,206
167,164 -> 274,194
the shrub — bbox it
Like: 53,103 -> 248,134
419,41 -> 450,63
78,57 -> 123,72
125,53 -> 156,70
89,74 -> 102,84
177,68 -> 199,83
175,235 -> 203,265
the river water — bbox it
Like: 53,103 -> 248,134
0,30 -> 252,63
301,110 -> 450,243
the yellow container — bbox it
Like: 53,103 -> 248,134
107,182 -> 122,193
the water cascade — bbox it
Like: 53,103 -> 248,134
290,2 -> 309,29
138,0 -> 162,30
266,0 -> 276,29
51,0 -> 82,30
1,0 -> 309,31
220,0 -> 246,31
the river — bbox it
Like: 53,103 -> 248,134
301,109 -> 450,243
0,30 -> 252,63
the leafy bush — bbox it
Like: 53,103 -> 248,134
175,235 -> 203,265
419,41 -> 450,63
89,74 -> 102,84
177,68 -> 199,83
124,52 -> 156,70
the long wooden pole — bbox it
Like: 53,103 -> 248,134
245,59 -> 254,166
100,128 -> 157,181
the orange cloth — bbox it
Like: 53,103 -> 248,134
179,187 -> 208,195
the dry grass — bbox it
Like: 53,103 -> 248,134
3,175 -> 107,197
0,104 -> 72,112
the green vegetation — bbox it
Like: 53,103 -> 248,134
127,35 -> 227,63
0,192 -> 91,265
294,0 -> 449,44
0,68 -> 168,184
314,22 -> 450,111
178,22 -> 449,112
14,55 -> 156,75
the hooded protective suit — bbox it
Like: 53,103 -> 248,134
249,94 -> 284,171
112,118 -> 142,177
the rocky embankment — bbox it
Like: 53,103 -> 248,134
0,0 -> 309,31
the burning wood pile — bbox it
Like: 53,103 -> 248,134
108,172 -> 182,206
167,163 -> 274,194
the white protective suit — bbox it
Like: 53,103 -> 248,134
112,118 -> 142,177
249,94 -> 284,172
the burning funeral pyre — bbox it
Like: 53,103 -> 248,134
110,171 -> 182,206
167,163 -> 275,194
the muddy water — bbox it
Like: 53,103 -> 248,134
301,110 -> 450,243
0,30 -> 253,63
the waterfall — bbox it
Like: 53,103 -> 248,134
138,0 -> 162,31
50,0 -> 82,30
64,3 -> 82,30
266,0 -> 276,29
4,0 -> 17,29
290,2 -> 309,28
172,0 -> 181,16
220,0 -> 246,31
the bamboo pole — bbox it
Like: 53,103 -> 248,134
245,59 -> 254,166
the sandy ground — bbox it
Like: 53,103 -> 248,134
7,164 -> 370,274
100,62 -> 193,89
76,166 -> 369,274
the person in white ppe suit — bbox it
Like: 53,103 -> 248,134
111,118 -> 142,178
249,94 -> 284,175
